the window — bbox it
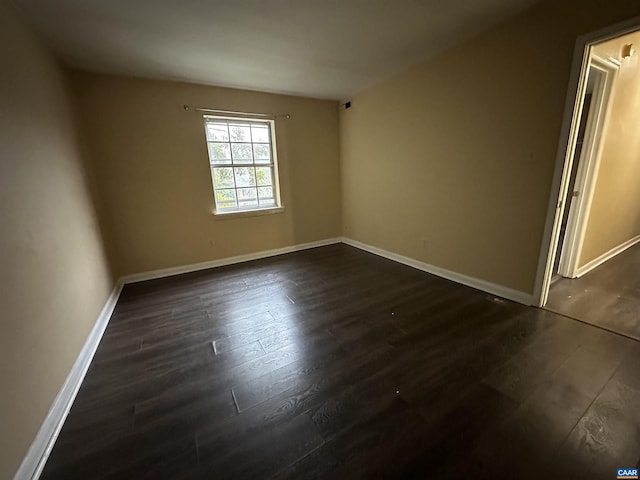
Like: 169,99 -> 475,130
203,115 -> 282,215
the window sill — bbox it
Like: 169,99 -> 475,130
213,206 -> 285,220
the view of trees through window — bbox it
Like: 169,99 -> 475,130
203,117 -> 280,212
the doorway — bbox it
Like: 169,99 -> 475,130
551,68 -> 595,279
536,24 -> 640,340
553,56 -> 617,280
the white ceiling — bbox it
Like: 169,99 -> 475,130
12,0 -> 542,100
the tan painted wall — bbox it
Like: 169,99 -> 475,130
340,0 -> 640,295
72,72 -> 342,277
579,32 -> 640,266
0,2 -> 114,478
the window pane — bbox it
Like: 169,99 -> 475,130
206,123 -> 229,142
253,144 -> 271,163
212,167 -> 234,189
255,167 -> 272,186
216,189 -> 237,209
238,187 -> 258,207
234,167 -> 256,188
258,186 -> 274,206
229,124 -> 251,142
251,125 -> 270,143
208,142 -> 231,164
231,143 -> 253,163
203,117 -> 280,213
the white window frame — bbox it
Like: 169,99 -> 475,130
203,115 -> 283,216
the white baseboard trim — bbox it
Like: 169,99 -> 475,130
341,237 -> 534,305
17,234 -> 533,479
15,236 -> 342,479
120,237 -> 342,284
576,235 -> 640,278
14,280 -> 124,480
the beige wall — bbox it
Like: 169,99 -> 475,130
72,72 -> 342,277
340,0 -> 640,295
0,2 -> 114,478
579,32 -> 640,266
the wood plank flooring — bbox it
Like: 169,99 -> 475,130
547,242 -> 640,340
40,244 -> 640,479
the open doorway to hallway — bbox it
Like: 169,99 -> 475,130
550,67 -> 598,278
541,28 -> 640,340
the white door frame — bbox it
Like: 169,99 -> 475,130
533,16 -> 640,307
557,55 -> 619,278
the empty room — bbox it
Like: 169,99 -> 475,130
2,0 -> 640,479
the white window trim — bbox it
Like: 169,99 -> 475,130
213,205 -> 285,220
203,115 -> 283,217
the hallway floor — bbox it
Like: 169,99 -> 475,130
547,242 -> 640,340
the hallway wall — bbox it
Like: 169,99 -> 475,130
579,32 -> 640,267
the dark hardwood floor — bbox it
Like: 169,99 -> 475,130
40,244 -> 640,479
547,242 -> 640,341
